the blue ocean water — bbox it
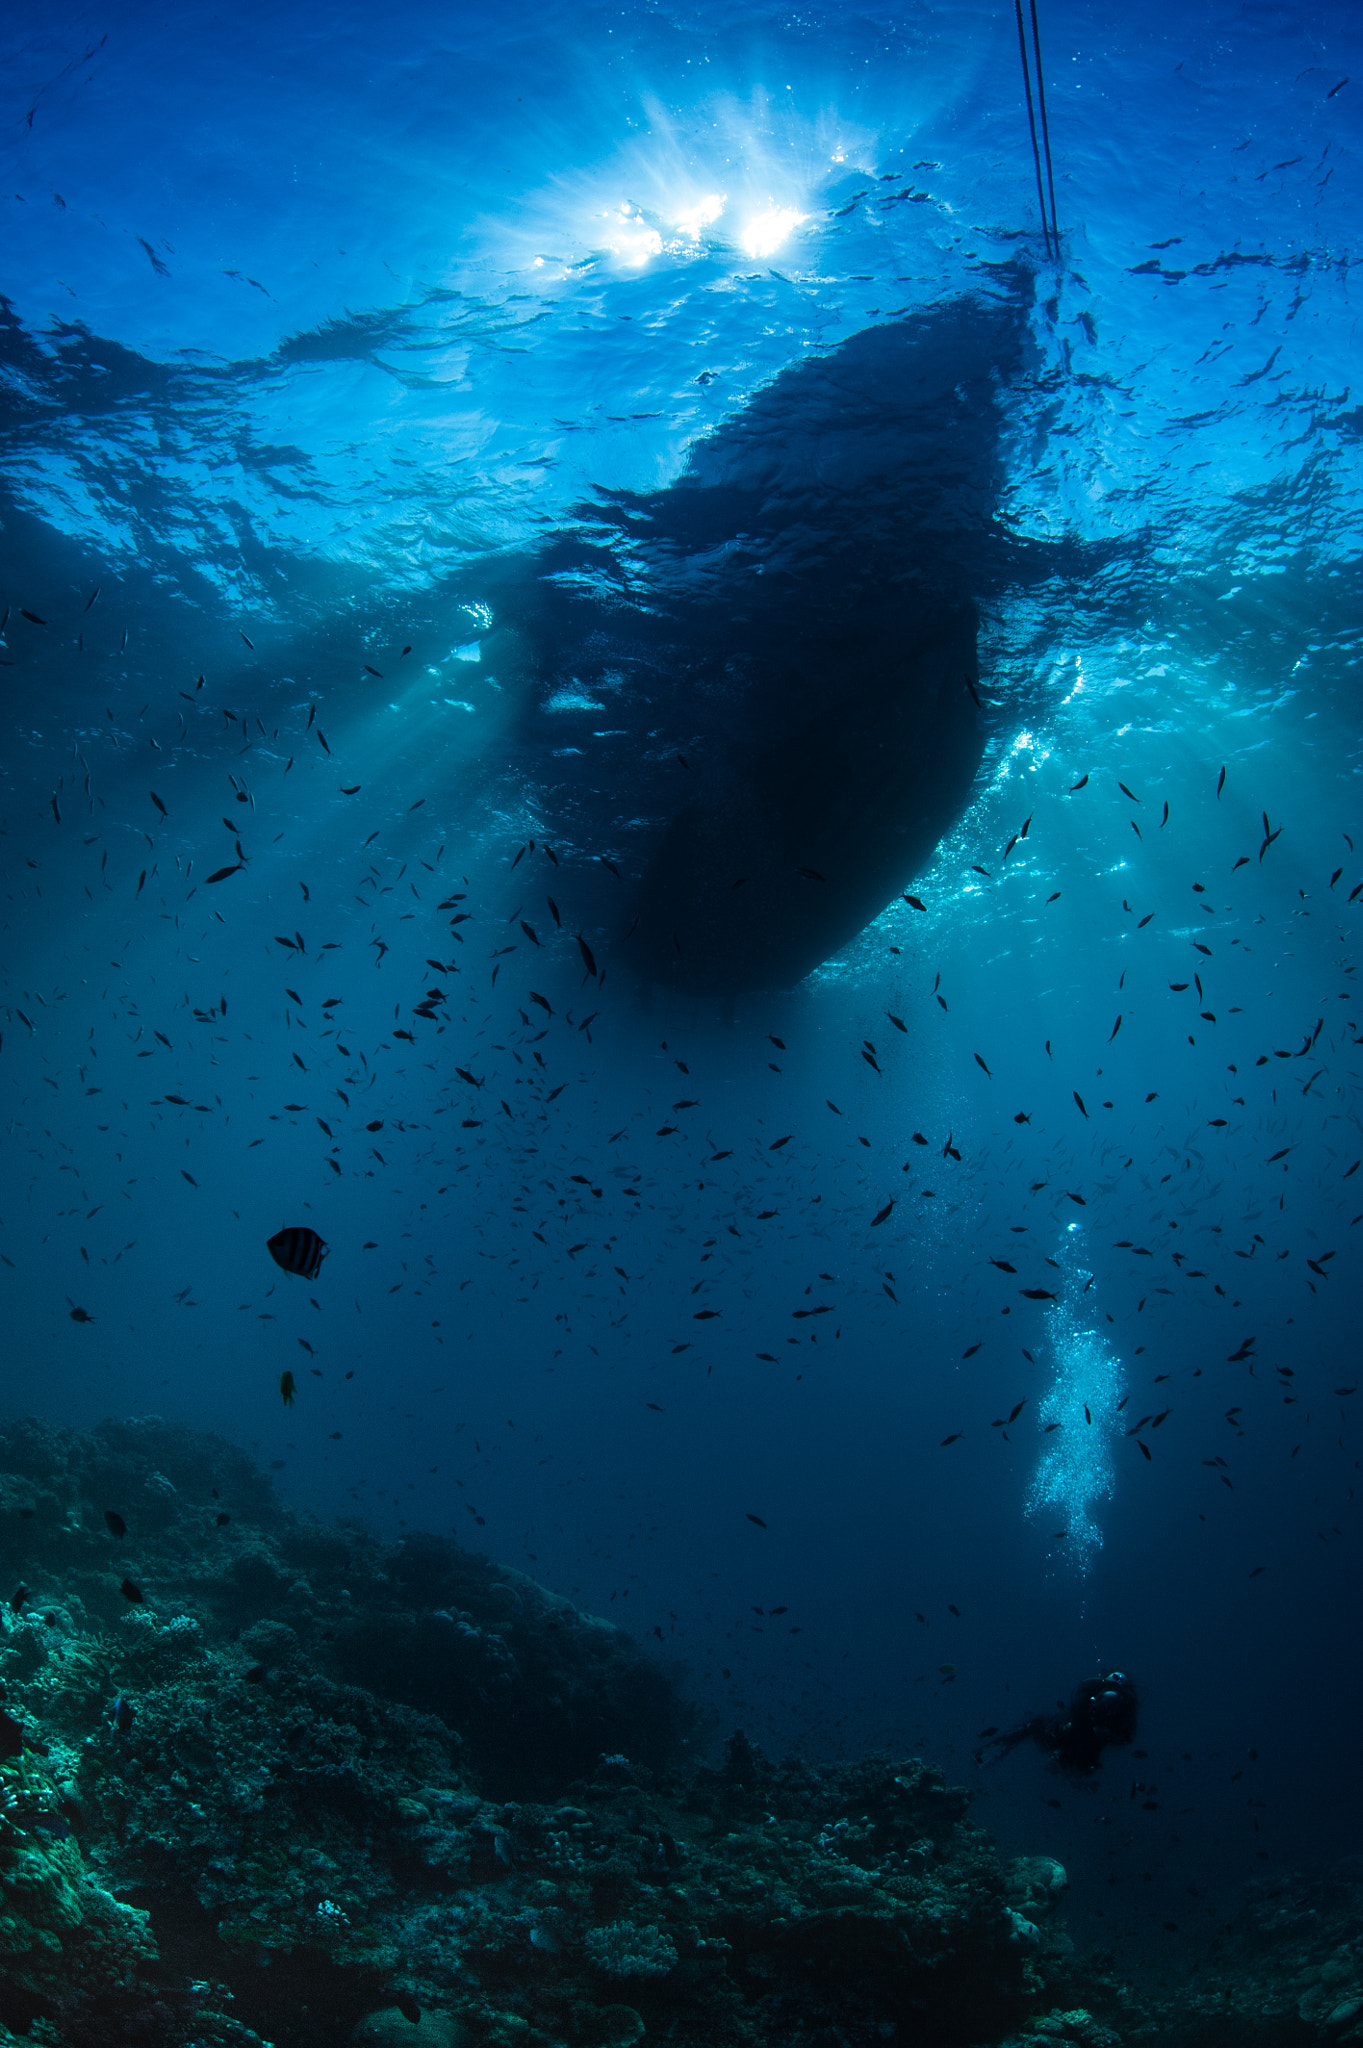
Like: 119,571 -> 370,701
1,0 -> 1360,1972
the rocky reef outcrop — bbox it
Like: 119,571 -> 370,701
0,1414 -> 1352,2048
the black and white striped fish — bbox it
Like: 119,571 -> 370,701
266,1226 -> 328,1280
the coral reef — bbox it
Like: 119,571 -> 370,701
0,1414 -> 1352,2048
1120,1861 -> 1363,2046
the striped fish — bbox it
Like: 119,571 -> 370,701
266,1226 -> 328,1280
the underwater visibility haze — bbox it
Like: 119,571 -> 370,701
0,1 -> 1362,2042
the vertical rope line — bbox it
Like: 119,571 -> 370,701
1028,0 -> 1060,247
1014,0 -> 1053,257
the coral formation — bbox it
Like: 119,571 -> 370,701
0,1414 -> 1353,2048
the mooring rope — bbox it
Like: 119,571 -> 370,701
1014,0 -> 1059,256
1029,0 -> 1060,247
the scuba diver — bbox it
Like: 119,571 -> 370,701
984,1672 -> 1138,1776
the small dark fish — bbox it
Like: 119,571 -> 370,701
267,1226 -> 328,1280
1137,1439 -> 1152,1461
769,1134 -> 793,1150
887,1013 -> 907,1032
597,855 -> 621,879
21,608 -> 47,625
205,864 -> 243,884
1216,765 -> 1226,797
363,664 -> 383,678
963,1342 -> 982,1358
576,934 -> 598,977
903,894 -> 926,912
862,1050 -> 880,1072
974,1053 -> 991,1076
1118,781 -> 1140,803
871,1199 -> 894,1226
279,1371 -> 296,1407
119,1577 -> 145,1604
1008,1400 -> 1025,1422
150,791 -> 167,817
520,921 -> 540,946
940,1432 -> 963,1446
104,1510 -> 126,1540
316,729 -> 331,755
113,1694 -> 135,1733
394,1993 -> 422,2025
1108,1016 -> 1122,1041
69,1306 -> 95,1323
215,1512 -> 231,1528
1073,1091 -> 1088,1117
745,1513 -> 768,1528
1020,1288 -> 1058,1300
797,866 -> 826,882
1069,774 -> 1088,791
240,630 -> 255,648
